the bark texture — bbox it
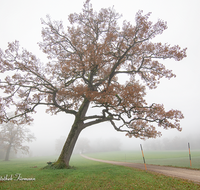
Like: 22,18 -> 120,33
53,99 -> 89,168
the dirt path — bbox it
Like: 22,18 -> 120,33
80,154 -> 200,184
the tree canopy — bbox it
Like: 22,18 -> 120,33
0,0 -> 186,167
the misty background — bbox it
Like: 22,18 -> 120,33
0,0 -> 199,158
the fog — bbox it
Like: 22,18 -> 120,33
0,0 -> 200,158
26,106 -> 200,157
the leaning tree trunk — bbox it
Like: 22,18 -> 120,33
53,99 -> 90,169
5,143 -> 12,161
54,120 -> 84,168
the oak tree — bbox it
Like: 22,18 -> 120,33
0,121 -> 36,161
0,0 -> 186,168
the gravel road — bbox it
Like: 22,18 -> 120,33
80,154 -> 200,184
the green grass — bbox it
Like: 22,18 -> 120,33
0,153 -> 200,189
86,150 -> 200,169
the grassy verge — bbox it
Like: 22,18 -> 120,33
86,150 -> 200,169
0,154 -> 200,189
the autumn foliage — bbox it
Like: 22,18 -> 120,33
0,0 -> 186,167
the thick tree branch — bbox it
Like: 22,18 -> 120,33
52,91 -> 77,115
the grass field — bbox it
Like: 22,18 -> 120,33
0,151 -> 200,189
86,150 -> 200,169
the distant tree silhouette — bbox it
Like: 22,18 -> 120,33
0,122 -> 35,161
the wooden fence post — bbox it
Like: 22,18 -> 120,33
140,144 -> 147,171
188,142 -> 192,167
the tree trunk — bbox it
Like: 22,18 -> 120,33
53,99 -> 90,169
54,120 -> 83,168
5,143 -> 12,161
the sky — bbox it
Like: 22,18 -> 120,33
0,0 -> 200,156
